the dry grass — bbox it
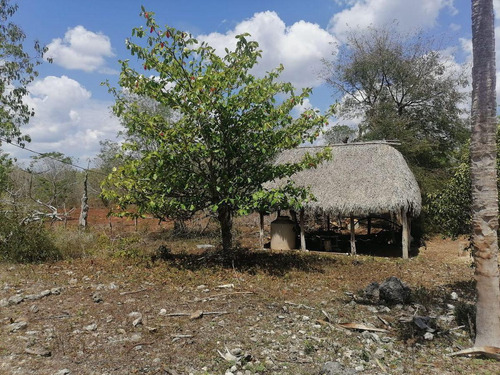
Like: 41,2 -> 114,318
0,215 -> 497,375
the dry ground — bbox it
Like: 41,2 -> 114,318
0,215 -> 498,375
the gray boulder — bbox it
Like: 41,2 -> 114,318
379,276 -> 411,305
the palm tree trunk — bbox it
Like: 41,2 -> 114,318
471,0 -> 500,347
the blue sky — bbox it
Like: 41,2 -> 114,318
2,0 -> 491,164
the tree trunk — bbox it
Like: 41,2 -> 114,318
350,215 -> 356,256
218,204 -> 233,252
300,209 -> 306,251
78,172 -> 89,229
471,0 -> 500,347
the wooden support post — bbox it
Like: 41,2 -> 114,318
326,214 -> 331,232
300,209 -> 306,251
367,217 -> 371,235
350,215 -> 356,256
401,210 -> 410,259
259,212 -> 265,249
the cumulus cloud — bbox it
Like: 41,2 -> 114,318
46,26 -> 115,73
20,76 -> 122,162
329,0 -> 457,40
198,11 -> 337,89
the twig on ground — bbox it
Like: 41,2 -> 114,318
126,340 -> 156,352
285,301 -> 316,310
164,311 -> 229,318
119,288 -> 148,296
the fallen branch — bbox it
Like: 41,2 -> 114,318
448,346 -> 500,360
126,340 -> 156,352
338,322 -> 389,333
207,291 -> 254,299
164,311 -> 229,318
119,288 -> 148,296
285,301 -> 316,310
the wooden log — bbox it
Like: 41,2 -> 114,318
300,209 -> 306,251
401,209 -> 409,259
350,215 -> 356,256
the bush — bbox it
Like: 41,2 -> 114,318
0,212 -> 61,263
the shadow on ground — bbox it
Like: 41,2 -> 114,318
155,247 -> 342,276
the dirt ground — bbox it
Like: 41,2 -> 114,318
0,215 -> 498,375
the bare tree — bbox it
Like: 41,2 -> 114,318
470,0 -> 500,347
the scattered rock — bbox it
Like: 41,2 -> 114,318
8,294 -> 24,305
54,369 -> 71,375
51,287 -> 62,295
25,346 -> 51,357
319,361 -> 356,375
128,311 -> 143,326
379,276 -> 411,305
424,332 -> 434,340
24,294 -> 41,301
84,323 -> 97,331
30,305 -> 39,313
39,289 -> 51,298
413,316 -> 435,332
92,292 -> 103,303
190,310 -> 203,320
450,292 -> 458,300
0,298 -> 8,307
8,321 -> 28,332
159,308 -> 167,316
363,282 -> 380,302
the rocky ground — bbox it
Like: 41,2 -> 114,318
0,232 -> 498,375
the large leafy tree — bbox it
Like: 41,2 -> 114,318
0,0 -> 47,145
103,8 -> 332,251
470,0 -> 500,348
323,25 -> 469,193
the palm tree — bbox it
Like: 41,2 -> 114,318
470,0 -> 500,347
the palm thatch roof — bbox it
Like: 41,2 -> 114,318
269,142 -> 422,217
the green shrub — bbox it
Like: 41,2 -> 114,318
50,227 -> 100,259
0,213 -> 61,263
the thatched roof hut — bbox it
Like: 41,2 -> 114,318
271,142 -> 421,217
266,142 -> 421,258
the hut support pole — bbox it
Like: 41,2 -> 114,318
350,215 -> 356,256
300,209 -> 306,251
401,209 -> 410,259
326,214 -> 331,232
259,212 -> 265,249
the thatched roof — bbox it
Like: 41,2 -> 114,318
269,142 -> 422,217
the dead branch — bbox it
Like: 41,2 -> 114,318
207,291 -> 254,299
285,301 -> 316,310
448,346 -> 500,360
164,311 -> 229,318
338,322 -> 389,333
126,340 -> 156,353
119,288 -> 148,296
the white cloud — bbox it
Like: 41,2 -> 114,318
198,11 -> 337,89
329,0 -> 457,40
19,76 -> 122,163
46,26 -> 115,73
